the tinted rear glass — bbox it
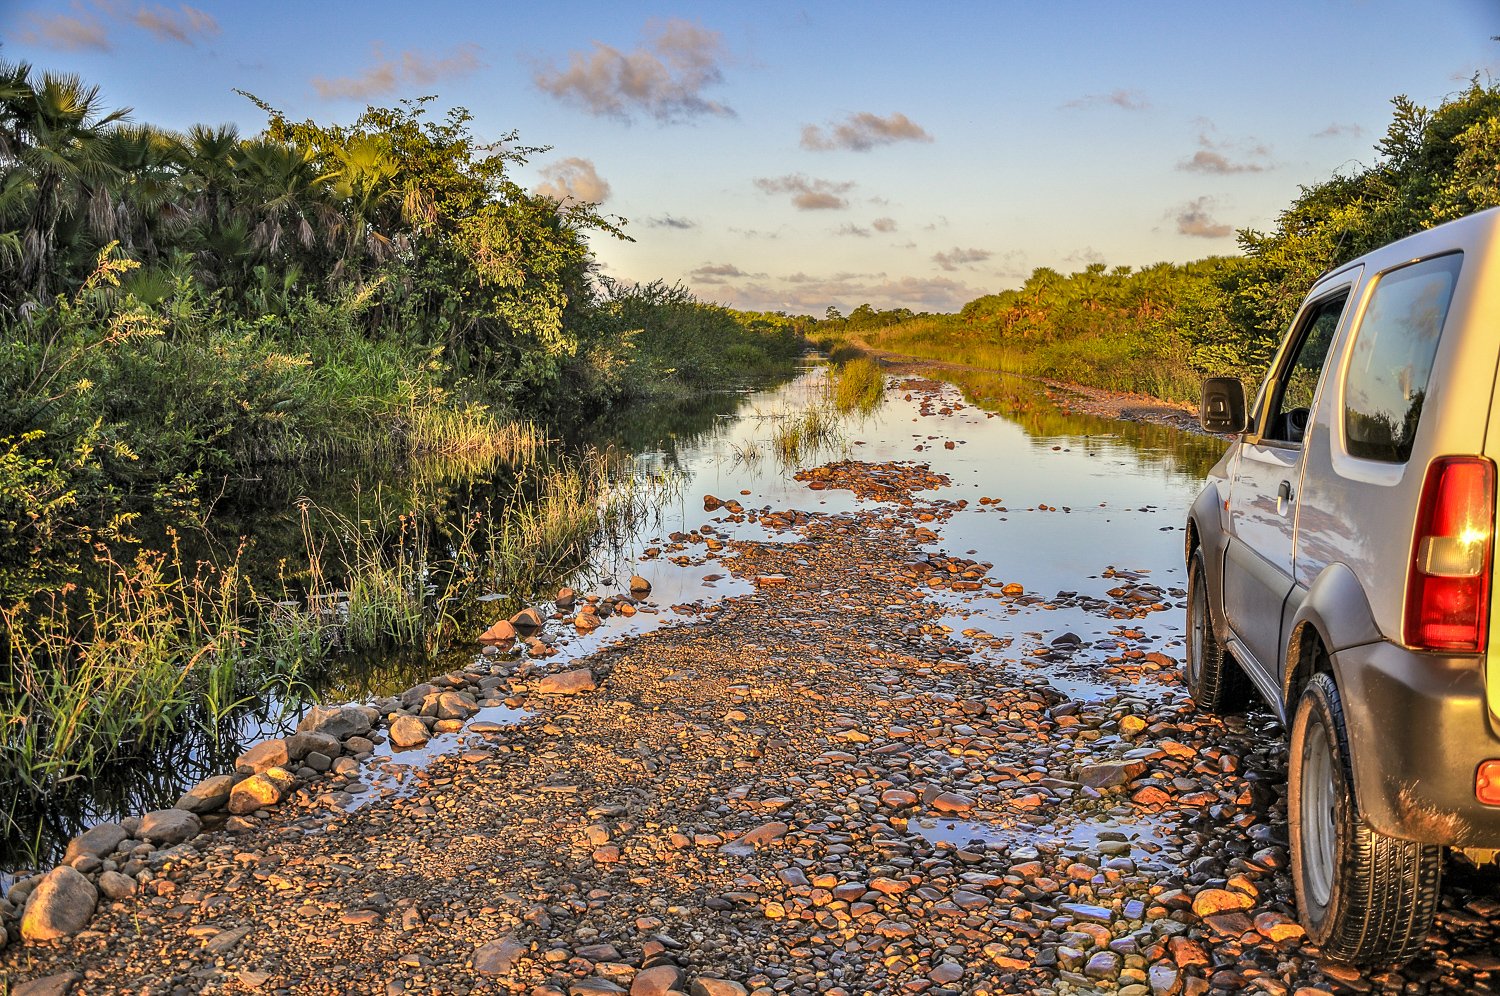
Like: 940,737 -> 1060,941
1343,253 -> 1462,463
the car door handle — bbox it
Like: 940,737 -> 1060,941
1277,480 -> 1293,515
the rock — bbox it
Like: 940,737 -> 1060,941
929,961 -> 964,983
1254,910 -> 1305,942
479,619 -> 518,643
228,767 -> 297,814
175,774 -> 239,814
509,607 -> 546,629
296,705 -> 372,740
389,715 -> 430,748
537,668 -> 597,695
1148,962 -> 1181,996
474,934 -> 526,974
1190,887 -> 1253,917
62,823 -> 128,863
1084,950 -> 1123,979
1077,760 -> 1148,790
721,821 -> 789,856
236,738 -> 289,774
575,611 -> 601,632
631,965 -> 684,995
435,691 -> 478,720
555,588 -> 577,609
287,731 -> 340,760
137,808 -> 201,845
690,980 -> 747,996
20,866 -> 98,941
11,972 -> 82,996
97,870 -> 138,900
570,981 -> 626,994
931,792 -> 975,813
628,575 -> 651,594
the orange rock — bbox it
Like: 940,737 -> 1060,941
478,619 -> 516,643
1191,888 -> 1253,917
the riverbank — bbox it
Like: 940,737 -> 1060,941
3,375 -> 1495,996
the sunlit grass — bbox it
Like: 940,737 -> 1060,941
829,356 -> 886,414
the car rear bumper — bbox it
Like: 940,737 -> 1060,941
1334,639 -> 1500,847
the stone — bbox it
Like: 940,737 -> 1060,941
537,668 -> 597,695
236,738 -> 289,774
296,705 -> 372,740
479,619 -> 517,643
575,611 -> 601,631
175,774 -> 239,814
389,715 -> 430,748
569,981 -> 626,994
137,808 -> 201,846
929,961 -> 964,983
474,934 -> 526,974
721,821 -> 789,856
20,866 -> 98,941
228,767 -> 297,814
510,607 -> 546,629
1190,888 -> 1252,917
1084,951 -> 1123,979
11,973 -> 82,996
1077,760 -> 1148,790
628,575 -> 651,594
690,981 -> 747,996
97,870 -> 138,900
287,731 -> 340,760
931,792 -> 975,813
62,823 -> 128,863
555,588 -> 577,608
631,965 -> 684,995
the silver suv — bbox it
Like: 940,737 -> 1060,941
1187,206 -> 1500,964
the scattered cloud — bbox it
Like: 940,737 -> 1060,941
1179,129 -> 1274,174
1064,88 -> 1148,111
689,262 -> 765,284
18,3 -> 221,51
753,174 -> 854,211
533,157 -> 610,205
1314,122 -> 1364,139
312,43 -> 483,100
714,273 -> 979,314
17,8 -> 111,51
800,111 -> 933,152
932,247 -> 992,271
1176,197 -> 1234,238
871,217 -> 898,233
836,224 -> 870,238
647,215 -> 696,229
129,4 -> 219,44
533,18 -> 733,123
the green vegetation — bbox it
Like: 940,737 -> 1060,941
830,356 -> 886,413
836,80 -> 1500,403
0,62 -> 805,588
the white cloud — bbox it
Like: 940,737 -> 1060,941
312,43 -> 483,101
932,247 -> 992,271
753,174 -> 855,211
533,157 -> 611,205
800,111 -> 933,152
533,19 -> 733,123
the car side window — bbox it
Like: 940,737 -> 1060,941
1259,291 -> 1348,446
1343,253 -> 1462,463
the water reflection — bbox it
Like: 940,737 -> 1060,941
2,361 -> 1222,875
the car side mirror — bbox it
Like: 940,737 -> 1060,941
1201,377 -> 1248,434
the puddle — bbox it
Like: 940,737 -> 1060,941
341,705 -> 533,813
909,811 -> 1172,855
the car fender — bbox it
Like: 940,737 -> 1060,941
1187,482 -> 1234,643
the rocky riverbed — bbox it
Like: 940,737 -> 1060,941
2,377 -> 1498,995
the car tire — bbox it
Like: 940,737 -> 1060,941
1288,671 -> 1443,965
1185,547 -> 1249,712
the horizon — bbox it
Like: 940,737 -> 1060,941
3,0 -> 1497,314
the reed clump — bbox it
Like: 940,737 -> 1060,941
830,357 -> 886,414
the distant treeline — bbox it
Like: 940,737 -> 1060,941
829,80 -> 1500,404
0,61 -> 807,563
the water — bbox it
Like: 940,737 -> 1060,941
1,362 -> 1225,877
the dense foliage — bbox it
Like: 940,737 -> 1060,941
0,63 -> 805,583
848,80 -> 1500,403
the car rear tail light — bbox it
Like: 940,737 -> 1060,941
1404,456 -> 1495,652
1478,760 -> 1500,805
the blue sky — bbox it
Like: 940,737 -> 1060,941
3,1 -> 1498,314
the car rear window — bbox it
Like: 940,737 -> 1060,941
1343,253 -> 1462,463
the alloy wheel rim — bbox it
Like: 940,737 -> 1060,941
1188,569 -> 1206,686
1300,722 -> 1339,911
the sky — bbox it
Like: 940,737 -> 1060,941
3,1 -> 1498,315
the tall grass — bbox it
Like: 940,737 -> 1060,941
771,405 -> 845,464
830,357 -> 886,413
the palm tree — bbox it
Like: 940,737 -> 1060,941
0,62 -> 131,300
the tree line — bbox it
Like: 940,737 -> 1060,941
838,79 -> 1500,404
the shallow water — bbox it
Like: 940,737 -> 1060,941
2,363 -> 1225,878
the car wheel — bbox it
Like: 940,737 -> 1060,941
1185,547 -> 1248,712
1288,671 -> 1443,964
